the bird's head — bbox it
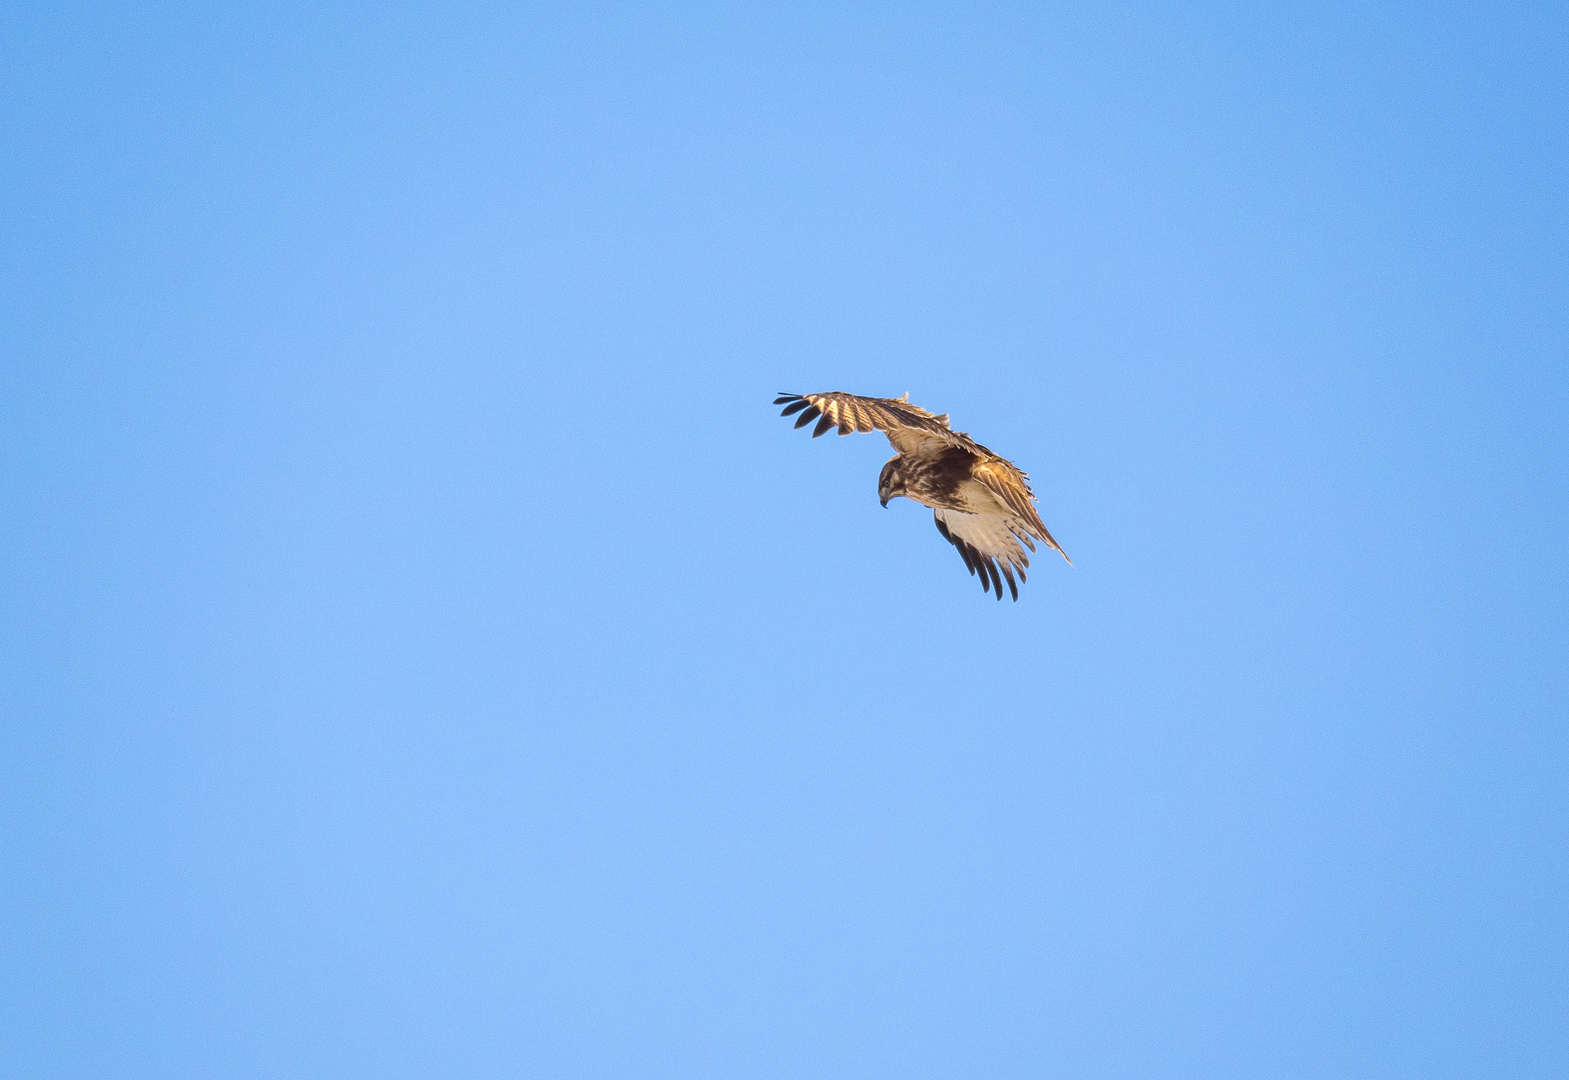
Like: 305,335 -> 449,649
878,458 -> 906,507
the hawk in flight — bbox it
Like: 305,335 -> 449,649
774,391 -> 1071,600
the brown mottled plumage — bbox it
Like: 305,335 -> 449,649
774,391 -> 1071,600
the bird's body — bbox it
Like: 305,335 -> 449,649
774,391 -> 1070,600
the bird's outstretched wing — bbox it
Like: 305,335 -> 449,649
969,459 -> 1072,565
933,508 -> 1034,601
773,391 -> 984,456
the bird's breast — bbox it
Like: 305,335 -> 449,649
899,451 -> 1005,515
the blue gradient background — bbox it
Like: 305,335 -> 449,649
3,2 -> 1566,1077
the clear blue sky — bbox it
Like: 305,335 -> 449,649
3,2 -> 1566,1077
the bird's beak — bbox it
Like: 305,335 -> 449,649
880,495 -> 889,507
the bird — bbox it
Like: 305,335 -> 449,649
773,391 -> 1071,600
